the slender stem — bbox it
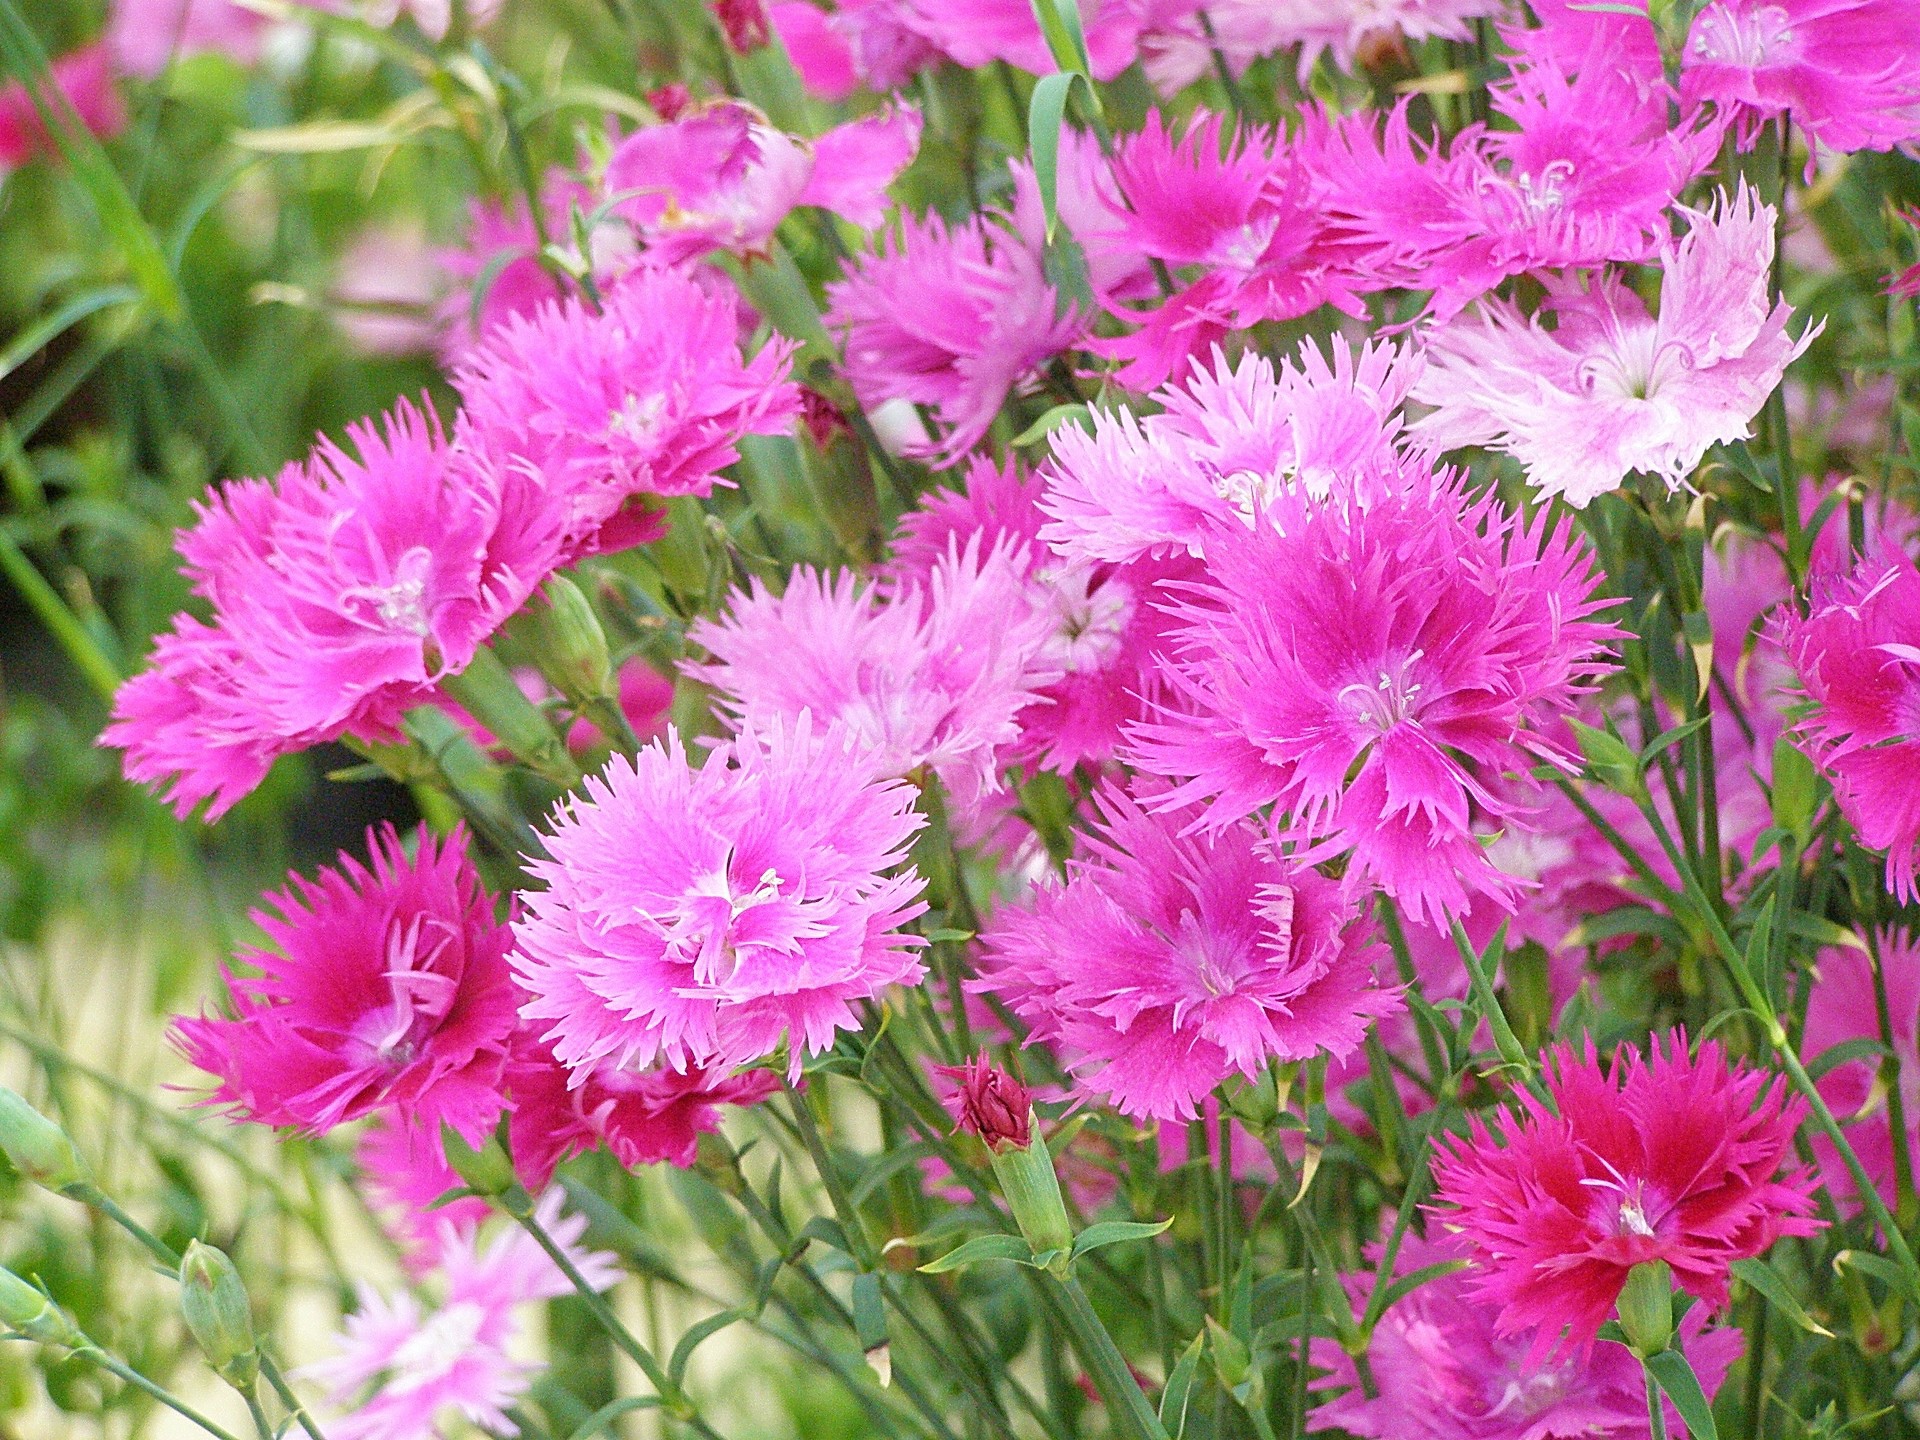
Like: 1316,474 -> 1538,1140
1645,1364 -> 1671,1440
1051,1272 -> 1172,1440
258,1353 -> 329,1440
243,1385 -> 276,1440
75,1345 -> 246,1440
783,1081 -> 879,1268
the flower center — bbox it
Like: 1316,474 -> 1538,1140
1337,650 -> 1426,733
339,545 -> 435,637
387,1300 -> 486,1388
662,857 -> 786,985
1688,2 -> 1796,68
1039,565 -> 1133,674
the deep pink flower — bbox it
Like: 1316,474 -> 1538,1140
898,0 -> 1157,79
300,1189 -> 617,1440
1433,1033 -> 1822,1356
978,786 -> 1397,1122
1802,930 -> 1920,1213
827,208 -> 1082,466
506,1031 -> 778,1189
607,99 -> 920,264
1310,1233 -> 1743,1440
435,179 -> 621,359
107,0 -> 265,76
771,2 -> 860,97
1040,338 -> 1421,566
889,458 -> 1194,773
1893,208 -> 1920,299
1779,544 -> 1920,902
512,719 -> 928,1079
1413,186 -> 1816,507
1130,468 -> 1618,923
0,44 -> 125,172
173,825 -> 517,1145
454,266 -> 799,561
688,539 -> 1062,810
104,402 -> 567,819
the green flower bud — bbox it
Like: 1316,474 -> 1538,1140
441,1122 -> 516,1198
532,577 -> 615,705
0,1268 -> 83,1349
0,1087 -> 89,1194
1617,1259 -> 1675,1358
179,1242 -> 258,1387
987,1121 -> 1074,1273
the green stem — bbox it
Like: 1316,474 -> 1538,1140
76,1345 -> 246,1440
1645,1365 -> 1671,1440
0,528 -> 122,703
1051,1272 -> 1171,1440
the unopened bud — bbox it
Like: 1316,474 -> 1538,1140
0,1087 -> 89,1193
0,1267 -> 83,1349
532,577 -> 614,706
711,0 -> 771,51
179,1242 -> 259,1387
441,1122 -> 516,1198
936,1058 -> 1072,1269
935,1057 -> 1032,1154
1617,1259 -> 1675,1357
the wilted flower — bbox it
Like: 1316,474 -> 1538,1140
173,825 -> 517,1145
979,786 -> 1396,1122
1432,1033 -> 1822,1356
512,719 -> 928,1079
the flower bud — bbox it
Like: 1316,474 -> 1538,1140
532,577 -> 615,707
441,1122 -> 516,1198
0,1087 -> 89,1194
0,1267 -> 83,1349
711,0 -> 771,52
1616,1259 -> 1675,1357
935,1057 -> 1032,1154
936,1058 -> 1072,1269
179,1242 -> 259,1387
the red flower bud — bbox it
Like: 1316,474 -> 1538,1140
711,0 -> 772,53
934,1056 -> 1033,1153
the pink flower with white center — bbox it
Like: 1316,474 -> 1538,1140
1432,1033 -> 1822,1358
300,1190 -> 617,1440
512,719 -> 928,1079
826,208 -> 1083,467
103,402 -> 568,820
505,1030 -> 779,1189
689,537 -> 1063,810
606,99 -> 920,264
1040,338 -> 1422,567
107,0 -> 266,75
889,458 -> 1196,772
0,45 -> 125,173
1802,930 -> 1920,1213
173,825 -> 517,1145
1129,468 -> 1618,924
1309,1233 -> 1744,1440
1779,545 -> 1920,902
453,266 -> 800,561
978,785 -> 1397,1122
1411,186 -> 1817,507
1095,112 -> 1365,391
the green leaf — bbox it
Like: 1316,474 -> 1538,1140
1769,737 -> 1819,847
1730,1258 -> 1832,1338
1069,1217 -> 1174,1261
918,1232 -> 1036,1273
667,1309 -> 742,1386
1570,719 -> 1645,799
1158,1330 -> 1205,1438
0,287 -> 142,387
565,1397 -> 663,1440
1833,1248 -> 1920,1304
1371,1259 -> 1468,1316
849,1142 -> 936,1205
1026,71 -> 1077,244
923,928 -> 975,944
1783,913 -> 1868,952
1013,403 -> 1091,448
1804,1036 -> 1888,1083
1027,0 -> 1098,84
1644,1348 -> 1719,1440
1640,716 -> 1708,769
851,1272 -> 888,1351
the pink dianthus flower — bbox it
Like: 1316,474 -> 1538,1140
173,825 -> 517,1145
978,786 -> 1397,1122
0,44 -> 125,173
1802,930 -> 1920,1213
107,0 -> 265,76
1432,1032 -> 1822,1356
512,720 -> 928,1079
770,0 -> 942,94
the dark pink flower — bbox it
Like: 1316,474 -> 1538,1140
1433,1033 -> 1822,1356
712,0 -> 774,50
933,1056 -> 1035,1152
0,44 -> 125,172
174,826 -> 517,1145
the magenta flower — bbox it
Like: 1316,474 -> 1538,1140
0,44 -> 125,172
301,1190 -> 617,1440
1040,338 -> 1421,566
1433,1033 -> 1822,1356
512,720 -> 928,1079
1779,545 -> 1920,902
978,786 -> 1396,1122
505,1031 -> 779,1190
770,0 -> 942,93
606,99 -> 921,264
173,825 -> 517,1145
826,208 -> 1083,466
107,0 -> 264,75
1413,186 -> 1815,507
434,179 -> 616,359
1096,113 -> 1366,391
898,0 -> 1152,80
1130,468 -> 1618,923
934,1056 -> 1036,1152
104,402 -> 566,820
1310,1233 -> 1744,1440
454,266 -> 799,560
688,539 -> 1062,810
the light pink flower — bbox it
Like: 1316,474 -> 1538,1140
434,180 -> 605,359
512,719 -> 928,1079
0,44 -> 125,172
107,0 -> 265,75
1433,1033 -> 1822,1357
689,539 -> 1062,809
173,825 -> 516,1144
453,266 -> 800,560
103,402 -> 567,819
1412,186 -> 1816,506
1130,468 -> 1617,922
1779,544 -> 1920,902
607,99 -> 920,264
1310,1233 -> 1743,1440
300,1190 -> 617,1440
771,0 -> 942,93
898,0 -> 1159,79
348,0 -> 505,41
332,222 -> 442,356
978,785 -> 1396,1122
1041,338 -> 1421,566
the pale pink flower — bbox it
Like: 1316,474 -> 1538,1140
1042,338 -> 1421,566
300,1190 -> 617,1440
107,0 -> 265,75
607,99 -> 921,264
1412,186 -> 1817,506
978,785 -> 1397,1122
688,539 -> 1063,809
348,0 -> 505,41
511,719 -> 928,1078
357,1117 -> 490,1271
771,0 -> 942,93
332,222 -> 442,356
435,181 -> 591,359
898,0 -> 1160,79
1145,0 -> 1503,92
